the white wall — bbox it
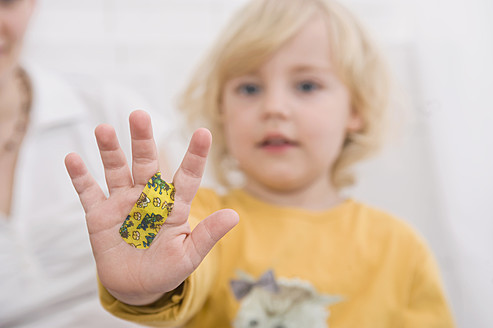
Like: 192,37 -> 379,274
412,0 -> 493,324
24,1 -> 492,327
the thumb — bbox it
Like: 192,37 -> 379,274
187,209 -> 239,267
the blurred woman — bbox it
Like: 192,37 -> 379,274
0,1 -> 145,326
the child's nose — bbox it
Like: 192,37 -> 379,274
261,86 -> 290,119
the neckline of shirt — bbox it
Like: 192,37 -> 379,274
229,188 -> 356,219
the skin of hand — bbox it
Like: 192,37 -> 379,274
64,110 -> 239,306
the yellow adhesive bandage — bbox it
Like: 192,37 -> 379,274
119,172 -> 175,249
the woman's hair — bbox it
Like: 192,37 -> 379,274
178,0 -> 391,189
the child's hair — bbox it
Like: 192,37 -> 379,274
179,0 -> 391,189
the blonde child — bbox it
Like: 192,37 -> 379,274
64,0 -> 455,326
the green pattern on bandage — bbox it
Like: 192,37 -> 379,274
119,172 -> 175,249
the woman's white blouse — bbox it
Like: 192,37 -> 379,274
0,64 -> 154,327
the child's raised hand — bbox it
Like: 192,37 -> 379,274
64,110 -> 239,306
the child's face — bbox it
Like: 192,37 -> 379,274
221,16 -> 361,194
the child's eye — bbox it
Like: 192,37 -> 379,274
237,83 -> 261,95
296,81 -> 319,93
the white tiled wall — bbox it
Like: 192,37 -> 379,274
24,0 -> 418,117
25,1 -> 239,110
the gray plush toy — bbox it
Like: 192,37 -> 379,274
231,270 -> 342,328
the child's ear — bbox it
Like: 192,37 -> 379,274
346,110 -> 364,133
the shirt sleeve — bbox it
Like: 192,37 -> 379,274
402,236 -> 456,328
98,189 -> 222,326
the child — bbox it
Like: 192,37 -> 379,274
65,0 -> 455,327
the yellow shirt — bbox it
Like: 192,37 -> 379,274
101,188 -> 455,327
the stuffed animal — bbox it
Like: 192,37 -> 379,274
231,270 -> 342,328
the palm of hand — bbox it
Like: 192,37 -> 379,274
65,110 -> 238,306
84,185 -> 195,304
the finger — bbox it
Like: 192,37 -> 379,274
95,124 -> 133,194
167,128 -> 211,225
186,209 -> 239,268
129,110 -> 160,186
65,152 -> 107,213
174,128 -> 211,203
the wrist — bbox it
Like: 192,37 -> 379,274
106,288 -> 165,306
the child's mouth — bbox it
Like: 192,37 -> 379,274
258,137 -> 298,151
